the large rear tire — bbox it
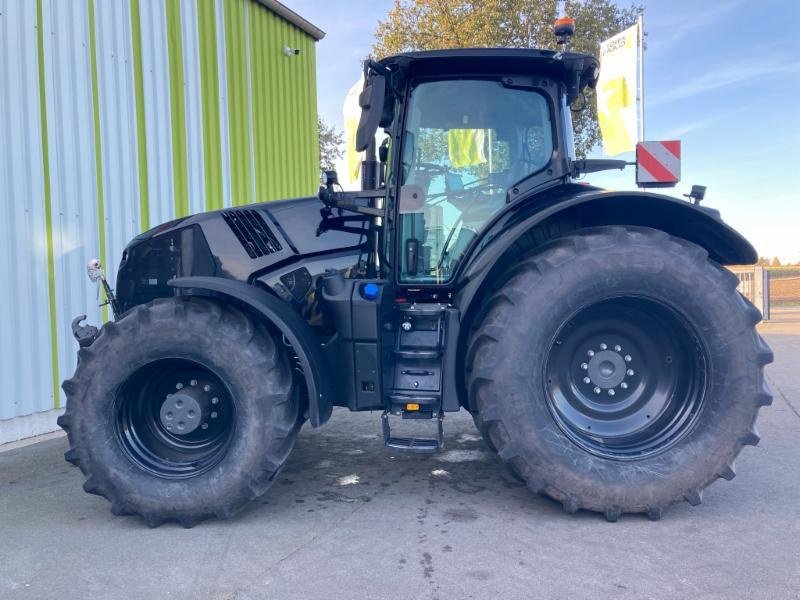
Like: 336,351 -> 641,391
467,226 -> 773,521
58,297 -> 300,527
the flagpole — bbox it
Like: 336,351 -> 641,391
637,13 -> 645,142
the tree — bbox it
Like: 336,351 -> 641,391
771,257 -> 782,267
374,0 -> 642,158
318,117 -> 344,172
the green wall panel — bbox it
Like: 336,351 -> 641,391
247,2 -> 319,203
197,0 -> 223,211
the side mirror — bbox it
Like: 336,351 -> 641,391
355,75 -> 392,152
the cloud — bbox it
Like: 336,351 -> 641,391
659,106 -> 746,139
647,0 -> 746,54
649,58 -> 800,107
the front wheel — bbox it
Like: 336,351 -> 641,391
467,227 -> 773,521
58,297 -> 300,527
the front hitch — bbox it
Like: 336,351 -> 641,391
71,315 -> 99,348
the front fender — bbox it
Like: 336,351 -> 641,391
168,276 -> 333,427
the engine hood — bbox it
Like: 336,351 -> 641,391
116,196 -> 365,312
127,196 -> 361,258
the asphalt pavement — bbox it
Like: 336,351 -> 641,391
1,333 -> 799,600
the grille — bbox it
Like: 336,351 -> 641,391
222,209 -> 283,259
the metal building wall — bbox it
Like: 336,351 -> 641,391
0,0 -> 320,444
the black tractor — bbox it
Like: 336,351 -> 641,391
59,47 -> 772,526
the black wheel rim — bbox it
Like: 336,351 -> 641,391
544,297 -> 708,460
114,358 -> 235,479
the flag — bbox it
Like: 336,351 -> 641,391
448,129 -> 487,168
343,76 -> 364,184
596,23 -> 640,156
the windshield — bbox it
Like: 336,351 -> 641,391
398,79 -> 553,283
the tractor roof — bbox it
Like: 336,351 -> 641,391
378,48 -> 599,88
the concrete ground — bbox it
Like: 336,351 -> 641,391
1,333 -> 799,600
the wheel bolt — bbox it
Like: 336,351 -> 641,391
176,382 -> 184,390
608,389 -> 615,396
624,355 -> 632,362
587,350 -> 595,357
190,379 -> 197,387
600,343 -> 607,350
581,363 -> 589,370
211,397 -> 219,405
203,384 -> 211,392
201,423 -> 209,430
211,411 -> 218,419
583,377 -> 591,384
614,345 -> 622,352
593,387 -> 601,394
627,369 -> 634,376
620,382 -> 628,390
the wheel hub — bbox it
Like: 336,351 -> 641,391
157,379 -> 221,436
544,297 -> 708,460
585,348 -> 628,390
114,360 -> 235,479
160,391 -> 204,435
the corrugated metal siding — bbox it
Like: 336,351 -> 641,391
0,0 -> 319,441
138,0 -> 175,228
41,0 -> 104,412
0,0 -> 55,420
94,0 -> 141,291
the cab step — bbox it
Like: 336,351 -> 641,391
381,410 -> 444,454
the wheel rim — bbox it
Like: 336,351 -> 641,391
114,358 -> 235,479
544,297 -> 708,460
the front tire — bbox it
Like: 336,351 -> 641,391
467,227 -> 773,520
58,297 -> 300,527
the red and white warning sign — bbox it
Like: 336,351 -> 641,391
636,140 -> 681,186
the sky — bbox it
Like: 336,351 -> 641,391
288,0 -> 800,263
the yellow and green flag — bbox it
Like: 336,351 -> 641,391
448,129 -> 487,168
596,23 -> 640,156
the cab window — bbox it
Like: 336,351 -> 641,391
398,79 -> 553,283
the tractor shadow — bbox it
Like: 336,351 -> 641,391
233,409 -> 646,526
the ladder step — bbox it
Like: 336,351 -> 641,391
388,392 -> 440,406
394,348 -> 440,359
385,436 -> 440,454
381,410 -> 444,454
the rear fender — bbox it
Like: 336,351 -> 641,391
452,189 -> 757,409
457,189 -> 756,312
169,276 -> 333,427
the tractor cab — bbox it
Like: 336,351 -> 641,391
321,49 -> 602,291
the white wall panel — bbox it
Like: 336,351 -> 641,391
138,0 -> 174,227
41,0 -> 103,409
94,0 -> 141,286
0,0 -> 56,420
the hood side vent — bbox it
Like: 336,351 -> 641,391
222,209 -> 283,259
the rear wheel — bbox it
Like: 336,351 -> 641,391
59,297 -> 300,527
468,226 -> 773,520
